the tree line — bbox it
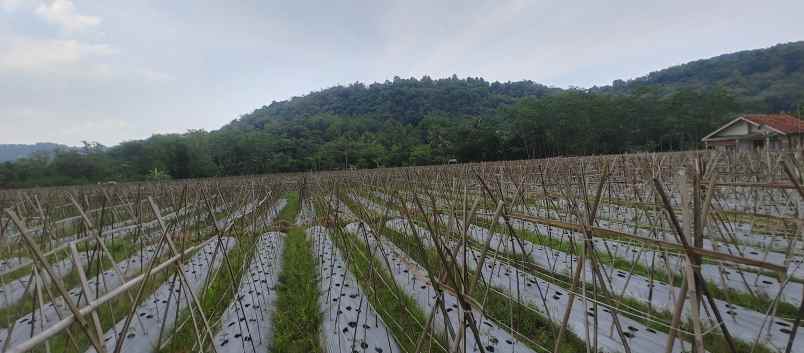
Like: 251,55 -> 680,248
0,83 -> 745,188
7,41 -> 804,188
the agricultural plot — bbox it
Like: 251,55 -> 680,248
213,232 -> 285,353
308,226 -> 401,353
1,150 -> 803,353
377,218 -> 680,353
0,244 -> 159,348
343,221 -> 539,353
86,237 -> 237,353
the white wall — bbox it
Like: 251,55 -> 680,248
718,121 -> 750,136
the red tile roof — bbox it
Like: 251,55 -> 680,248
743,114 -> 804,134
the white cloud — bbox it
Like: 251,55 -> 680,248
35,0 -> 100,32
0,0 -> 32,11
0,37 -> 116,73
0,36 -> 174,86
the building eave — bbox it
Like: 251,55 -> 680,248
701,115 -> 787,142
700,116 -> 746,141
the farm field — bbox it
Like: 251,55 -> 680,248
1,150 -> 803,353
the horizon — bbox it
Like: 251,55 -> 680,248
2,0 -> 803,146
12,61 -> 804,149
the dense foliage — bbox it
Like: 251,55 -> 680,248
230,76 -> 558,128
4,41 -> 804,188
0,87 -> 742,188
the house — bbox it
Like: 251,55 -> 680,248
701,114 -> 804,151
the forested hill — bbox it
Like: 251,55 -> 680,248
2,41 -> 803,188
601,41 -> 804,112
226,77 -> 559,130
230,42 -> 804,129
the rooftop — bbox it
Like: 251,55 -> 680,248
743,114 -> 804,134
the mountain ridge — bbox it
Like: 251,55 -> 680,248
600,41 -> 804,112
0,143 -> 70,163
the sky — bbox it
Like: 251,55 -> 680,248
1,0 -> 803,146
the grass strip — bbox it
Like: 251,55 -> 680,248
274,192 -> 300,228
271,226 -> 322,353
270,191 -> 322,352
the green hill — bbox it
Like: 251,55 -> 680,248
602,41 -> 804,112
227,76 -> 559,130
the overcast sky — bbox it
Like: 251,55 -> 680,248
1,0 -> 803,146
